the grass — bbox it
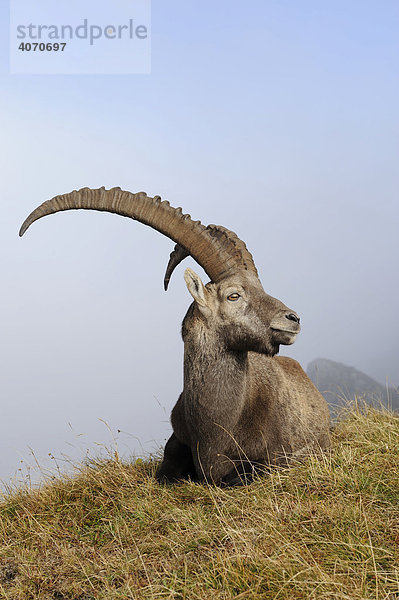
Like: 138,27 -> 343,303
0,404 -> 398,599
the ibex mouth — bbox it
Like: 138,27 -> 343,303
272,329 -> 299,346
270,323 -> 301,335
270,313 -> 301,336
270,324 -> 301,335
270,314 -> 300,346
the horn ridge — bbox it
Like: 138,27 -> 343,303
162,223 -> 258,288
19,186 -> 246,285
205,224 -> 258,277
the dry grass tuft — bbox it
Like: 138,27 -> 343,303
1,404 -> 398,599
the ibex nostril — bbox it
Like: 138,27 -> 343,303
286,313 -> 300,324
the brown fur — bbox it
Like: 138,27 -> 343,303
156,270 -> 330,485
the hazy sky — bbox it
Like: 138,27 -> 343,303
1,0 -> 398,487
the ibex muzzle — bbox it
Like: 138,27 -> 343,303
20,187 -> 330,485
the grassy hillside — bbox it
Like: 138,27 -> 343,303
1,405 -> 398,600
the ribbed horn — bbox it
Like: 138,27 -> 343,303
19,187 -> 257,285
164,244 -> 189,291
163,225 -> 258,290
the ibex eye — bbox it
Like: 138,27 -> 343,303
227,293 -> 240,301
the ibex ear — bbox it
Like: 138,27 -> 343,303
184,268 -> 211,314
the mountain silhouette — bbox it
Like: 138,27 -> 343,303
307,358 -> 399,416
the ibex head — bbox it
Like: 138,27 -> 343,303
183,268 -> 300,356
20,186 -> 300,356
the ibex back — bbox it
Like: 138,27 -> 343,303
20,187 -> 330,485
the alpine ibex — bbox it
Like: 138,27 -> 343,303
20,187 -> 330,485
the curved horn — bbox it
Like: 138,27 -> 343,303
164,244 -> 189,291
163,225 -> 258,290
20,187 -> 257,285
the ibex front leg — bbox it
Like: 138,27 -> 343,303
156,433 -> 197,484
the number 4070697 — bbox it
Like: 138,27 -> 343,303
18,42 -> 67,51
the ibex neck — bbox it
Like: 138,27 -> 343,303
183,330 -> 248,429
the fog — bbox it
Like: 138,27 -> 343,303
1,1 -> 398,486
